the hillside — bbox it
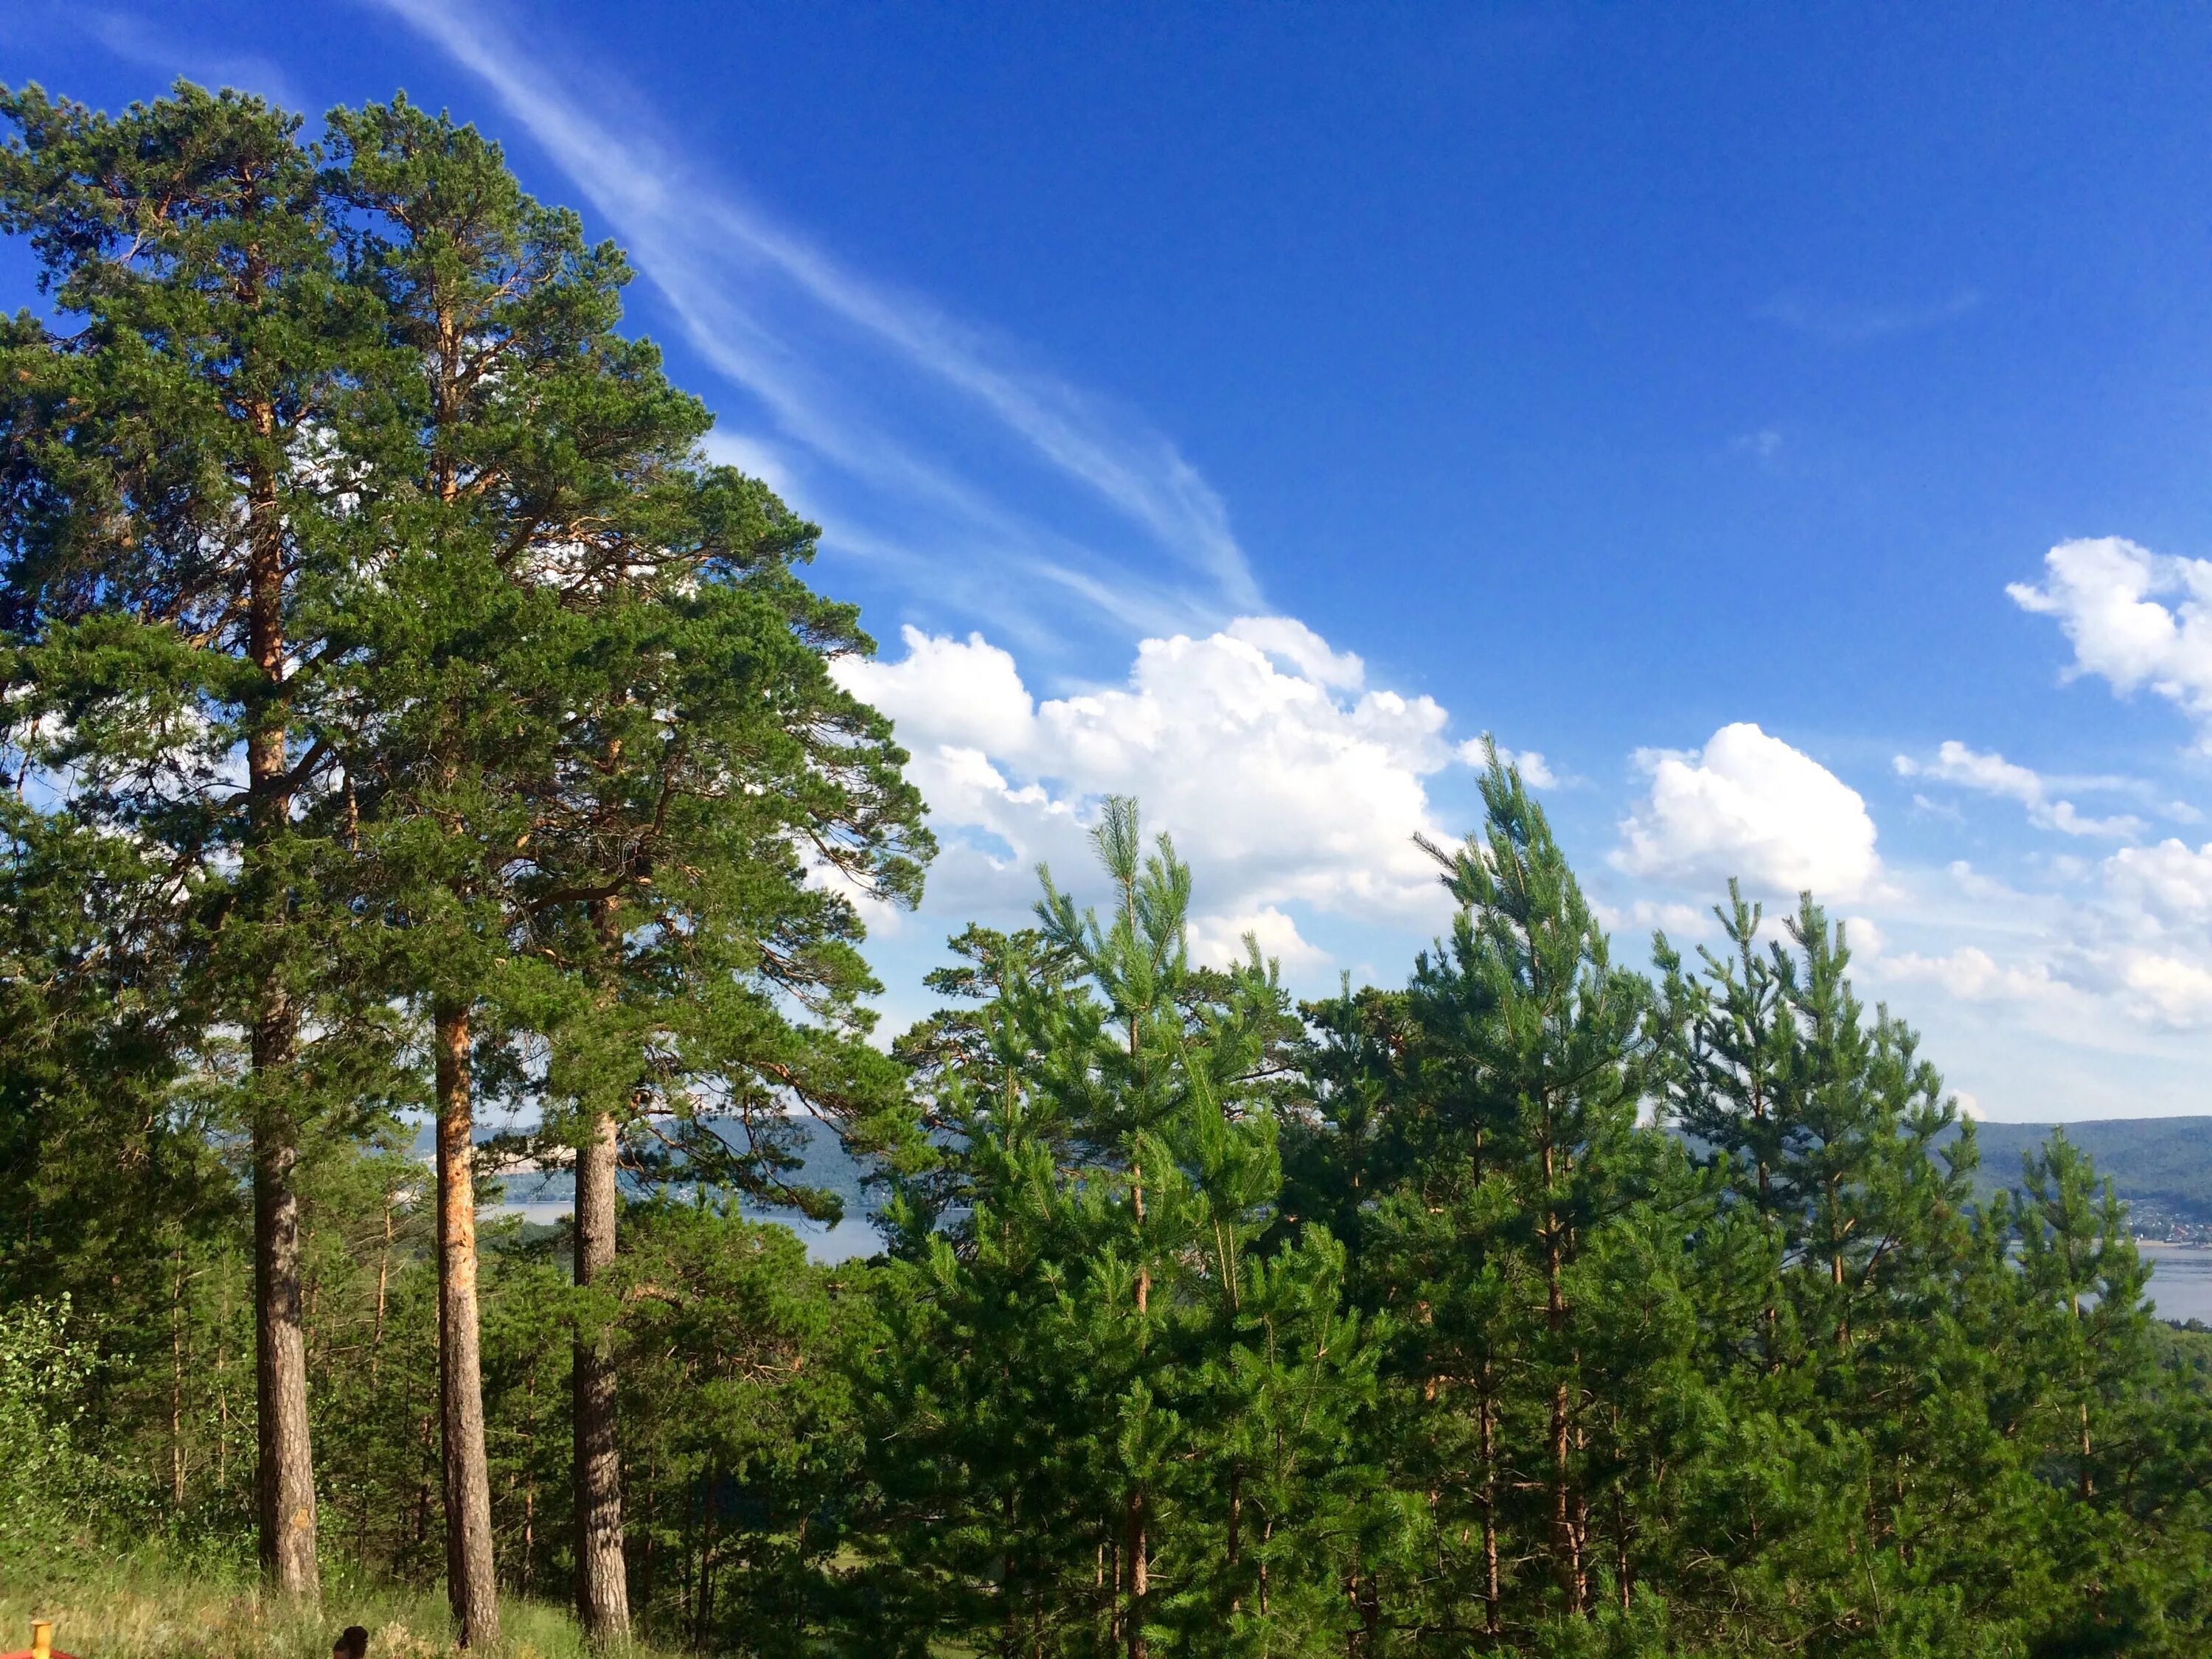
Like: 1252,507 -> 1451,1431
493,1115 -> 2212,1245
1969,1117 -> 2212,1239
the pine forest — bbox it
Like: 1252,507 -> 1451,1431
2,82 -> 2210,1659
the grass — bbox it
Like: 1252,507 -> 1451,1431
0,1553 -> 679,1659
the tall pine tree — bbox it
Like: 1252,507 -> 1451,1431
323,95 -> 930,1643
0,81 -> 400,1596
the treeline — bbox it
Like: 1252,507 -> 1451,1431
856,791 -> 2212,1657
4,80 -> 2211,1659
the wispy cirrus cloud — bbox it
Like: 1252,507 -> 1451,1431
71,7 -> 302,108
1756,286 -> 1980,345
1893,740 -> 2144,839
369,0 -> 1262,647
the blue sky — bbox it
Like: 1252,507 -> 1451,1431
9,1 -> 2212,1120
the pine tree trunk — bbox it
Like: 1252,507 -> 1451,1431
1550,1377 -> 1575,1604
1133,1141 -> 1150,1659
1126,1489 -> 1148,1659
254,1043 -> 317,1596
574,1102 -> 632,1643
246,447 -> 318,1599
1481,1379 -> 1500,1638
170,1244 -> 188,1509
1756,1150 -> 1781,1374
1543,1137 -> 1579,1609
1105,1534 -> 1119,1652
1227,1464 -> 1241,1615
371,1197 -> 394,1383
1613,1485 -> 1631,1613
437,1001 -> 500,1647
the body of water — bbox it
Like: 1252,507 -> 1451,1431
2142,1243 -> 2212,1326
493,1196 -> 886,1262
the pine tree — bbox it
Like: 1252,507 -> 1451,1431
2014,1131 -> 2151,1502
1655,893 -> 2036,1652
322,95 -> 931,1643
0,81 -> 404,1597
321,97 -> 662,1644
868,801 -> 1367,1658
1274,982 -> 1416,1276
1397,752 -> 1660,1624
1993,1129 -> 2212,1653
0,797 -> 244,1516
1652,882 -> 1799,1372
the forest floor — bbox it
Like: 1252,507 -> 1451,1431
0,1552 -> 678,1659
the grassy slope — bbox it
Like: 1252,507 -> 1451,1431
0,1557 -> 677,1659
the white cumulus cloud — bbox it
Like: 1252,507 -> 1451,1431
1590,897 -> 1717,939
1613,723 -> 1883,901
1885,837 -> 2212,1033
1186,906 -> 1329,972
2068,837 -> 2212,1025
1222,616 -> 1366,691
2118,953 -> 2212,1027
2008,537 -> 2212,745
835,617 -> 1492,961
2103,837 -> 2212,928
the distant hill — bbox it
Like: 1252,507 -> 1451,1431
486,1110 -> 2212,1242
1965,1117 -> 2212,1238
497,1112 -> 877,1221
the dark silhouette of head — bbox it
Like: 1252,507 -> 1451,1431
333,1627 -> 369,1659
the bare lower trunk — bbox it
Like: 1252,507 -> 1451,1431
574,1102 -> 631,1643
1613,1486 -> 1630,1612
246,446 -> 317,1599
1133,1159 -> 1150,1659
437,1001 -> 500,1648
1550,1378 -> 1576,1604
216,1263 -> 232,1492
170,1245 -> 188,1508
254,1006 -> 318,1599
1228,1465 -> 1242,1616
1106,1534 -> 1120,1652
371,1197 -> 394,1383
1126,1489 -> 1148,1659
1545,1144 -> 1579,1609
1481,1380 -> 1500,1637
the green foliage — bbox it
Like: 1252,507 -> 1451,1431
0,74 -> 414,1128
864,801 -> 1377,1658
1364,754 -> 1707,1645
313,94 -> 931,1210
602,1203 -> 877,1653
0,1297 -> 100,1557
